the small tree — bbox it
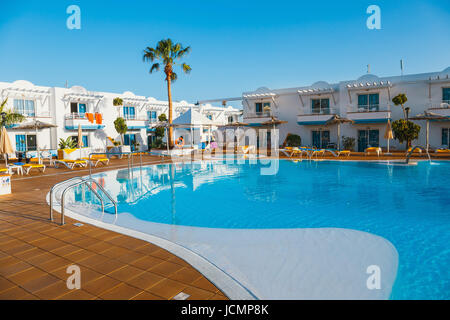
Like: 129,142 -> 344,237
158,113 -> 167,122
392,93 -> 408,119
342,136 -> 356,151
285,134 -> 301,147
392,119 -> 420,149
113,97 -> 123,106
114,117 -> 128,144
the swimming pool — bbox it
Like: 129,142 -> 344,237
68,159 -> 449,299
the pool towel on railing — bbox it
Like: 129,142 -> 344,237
85,113 -> 94,123
95,113 -> 102,124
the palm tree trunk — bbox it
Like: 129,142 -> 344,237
167,76 -> 174,149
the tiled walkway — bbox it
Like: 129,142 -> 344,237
0,156 -> 227,300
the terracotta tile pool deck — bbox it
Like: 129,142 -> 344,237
1,152 -> 447,300
0,155 -> 227,300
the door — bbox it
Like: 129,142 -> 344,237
15,135 -> 26,152
358,130 -> 368,152
26,135 -> 37,151
312,131 -> 321,148
358,130 -> 379,151
124,134 -> 136,150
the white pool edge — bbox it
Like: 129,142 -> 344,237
46,193 -> 256,300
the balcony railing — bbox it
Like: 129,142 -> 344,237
244,111 -> 272,118
65,112 -> 87,119
428,101 -> 450,109
300,107 -> 337,115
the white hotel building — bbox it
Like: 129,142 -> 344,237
0,80 -> 241,154
242,67 -> 450,152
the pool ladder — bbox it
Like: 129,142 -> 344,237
49,176 -> 118,225
405,146 -> 431,164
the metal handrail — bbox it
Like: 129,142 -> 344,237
88,151 -> 152,178
49,176 -> 84,221
50,177 -> 118,225
405,145 -> 431,164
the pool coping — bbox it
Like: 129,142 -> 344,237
46,194 -> 257,300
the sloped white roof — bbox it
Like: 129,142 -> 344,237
173,108 -> 212,126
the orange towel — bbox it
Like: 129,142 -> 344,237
85,113 -> 94,123
95,113 -> 102,124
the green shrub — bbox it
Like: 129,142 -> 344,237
113,97 -> 123,106
342,136 -> 355,151
285,134 -> 301,147
392,119 -> 420,147
58,137 -> 77,149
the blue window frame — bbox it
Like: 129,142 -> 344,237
15,135 -> 26,152
123,106 -> 136,119
443,88 -> 450,103
442,128 -> 449,147
255,103 -> 262,113
71,135 -> 89,147
14,99 -> 35,117
358,93 -> 379,111
311,98 -> 330,114
358,129 -> 379,152
147,111 -> 157,122
312,130 -> 330,148
124,134 -> 136,150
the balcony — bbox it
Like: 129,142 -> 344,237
122,115 -> 149,130
427,101 -> 450,117
346,105 -> 391,123
65,113 -> 105,130
297,107 -> 337,125
243,111 -> 273,126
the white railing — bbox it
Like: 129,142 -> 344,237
347,105 -> 390,113
428,102 -> 450,109
244,111 -> 272,118
300,107 -> 338,115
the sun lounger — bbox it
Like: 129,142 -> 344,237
407,147 -> 422,154
338,150 -> 351,157
22,164 -> 46,174
365,147 -> 382,157
240,145 -> 256,154
81,156 -> 109,167
0,168 -> 8,174
54,159 -> 87,169
435,148 -> 450,153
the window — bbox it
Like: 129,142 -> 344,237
358,93 -> 379,111
123,106 -> 136,119
124,134 -> 137,150
443,88 -> 450,103
255,102 -> 270,114
358,129 -> 379,152
311,98 -> 330,114
13,99 -> 35,117
15,134 -> 37,151
70,102 -> 87,117
206,114 -> 213,120
312,130 -> 330,148
228,116 -> 234,123
442,128 -> 450,147
71,135 -> 89,147
147,111 -> 157,122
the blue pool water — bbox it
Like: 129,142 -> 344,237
74,159 -> 450,299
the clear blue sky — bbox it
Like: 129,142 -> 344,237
0,0 -> 449,107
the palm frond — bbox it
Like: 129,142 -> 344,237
170,72 -> 178,82
182,63 -> 192,74
150,63 -> 160,73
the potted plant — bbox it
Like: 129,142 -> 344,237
57,137 -> 77,159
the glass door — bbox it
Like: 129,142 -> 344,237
26,135 -> 37,151
358,130 -> 368,152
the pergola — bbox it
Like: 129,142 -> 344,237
409,111 -> 450,152
325,115 -> 354,150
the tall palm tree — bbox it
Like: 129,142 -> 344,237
0,98 -> 25,128
143,39 -> 191,148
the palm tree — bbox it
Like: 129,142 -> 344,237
0,98 -> 25,128
143,39 -> 191,148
